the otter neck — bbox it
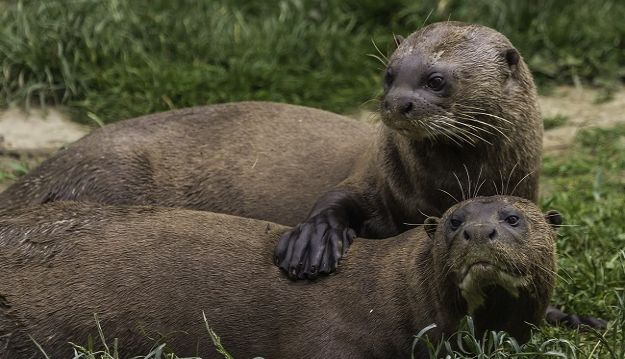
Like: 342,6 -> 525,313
376,128 -> 506,230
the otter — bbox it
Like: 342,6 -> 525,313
275,21 -> 542,278
0,196 -> 559,358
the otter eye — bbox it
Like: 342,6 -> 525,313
505,215 -> 520,226
384,68 -> 394,89
426,74 -> 445,91
450,218 -> 462,230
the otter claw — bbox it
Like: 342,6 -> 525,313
274,211 -> 353,280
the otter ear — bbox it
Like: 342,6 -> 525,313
393,34 -> 405,49
544,210 -> 563,230
424,216 -> 440,239
504,48 -> 520,67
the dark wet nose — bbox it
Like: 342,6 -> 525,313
398,97 -> 414,115
384,96 -> 415,115
462,224 -> 497,241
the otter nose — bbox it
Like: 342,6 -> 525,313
462,224 -> 497,241
397,97 -> 414,115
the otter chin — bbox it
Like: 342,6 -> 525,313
458,262 -> 532,314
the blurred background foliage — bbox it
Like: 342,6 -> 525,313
0,0 -> 624,123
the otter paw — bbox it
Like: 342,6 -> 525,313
546,306 -> 608,330
273,212 -> 356,280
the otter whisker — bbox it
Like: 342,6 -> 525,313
505,162 -> 520,195
452,172 -> 466,201
430,118 -> 479,147
499,169 -> 506,196
367,53 -> 388,67
370,39 -> 389,64
428,121 -> 464,147
473,166 -> 484,198
458,115 -> 511,142
421,9 -> 434,28
510,170 -> 535,196
437,188 -> 460,203
452,118 -> 498,143
418,120 -> 438,145
460,110 -> 514,125
462,164 -> 473,200
474,179 -> 487,198
492,180 -> 500,196
436,118 -> 486,145
455,104 -> 515,125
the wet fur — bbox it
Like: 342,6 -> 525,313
0,102 -> 373,225
0,197 -> 555,358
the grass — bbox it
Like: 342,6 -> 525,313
1,0 -> 624,123
544,115 -> 569,130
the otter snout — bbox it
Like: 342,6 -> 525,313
462,223 -> 498,242
383,95 -> 415,116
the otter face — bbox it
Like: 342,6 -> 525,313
380,22 -> 528,144
426,196 -> 559,316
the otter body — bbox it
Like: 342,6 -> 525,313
0,196 -> 557,358
0,102 -> 373,225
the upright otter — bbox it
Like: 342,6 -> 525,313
0,196 -> 559,358
275,22 -> 542,278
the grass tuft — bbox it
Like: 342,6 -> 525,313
1,0 -> 624,123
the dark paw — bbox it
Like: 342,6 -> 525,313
546,305 -> 608,330
273,211 -> 356,280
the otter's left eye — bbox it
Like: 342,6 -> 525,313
505,215 -> 520,226
450,218 -> 462,230
426,74 -> 445,91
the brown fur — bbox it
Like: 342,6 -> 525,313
0,102 -> 373,225
0,196 -> 556,358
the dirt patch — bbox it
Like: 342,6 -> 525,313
0,108 -> 90,152
0,108 -> 91,191
541,86 -> 625,154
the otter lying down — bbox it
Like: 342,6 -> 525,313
0,196 -> 559,358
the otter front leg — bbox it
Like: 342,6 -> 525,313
274,190 -> 365,280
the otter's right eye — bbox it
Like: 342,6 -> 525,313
450,218 -> 462,230
384,68 -> 394,89
426,74 -> 445,91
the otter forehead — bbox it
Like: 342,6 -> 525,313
392,22 -> 509,63
450,196 -> 521,217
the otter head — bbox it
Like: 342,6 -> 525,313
381,22 -> 536,145
424,195 -> 559,341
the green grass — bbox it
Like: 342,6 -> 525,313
1,0 -> 624,123
544,115 -> 569,130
